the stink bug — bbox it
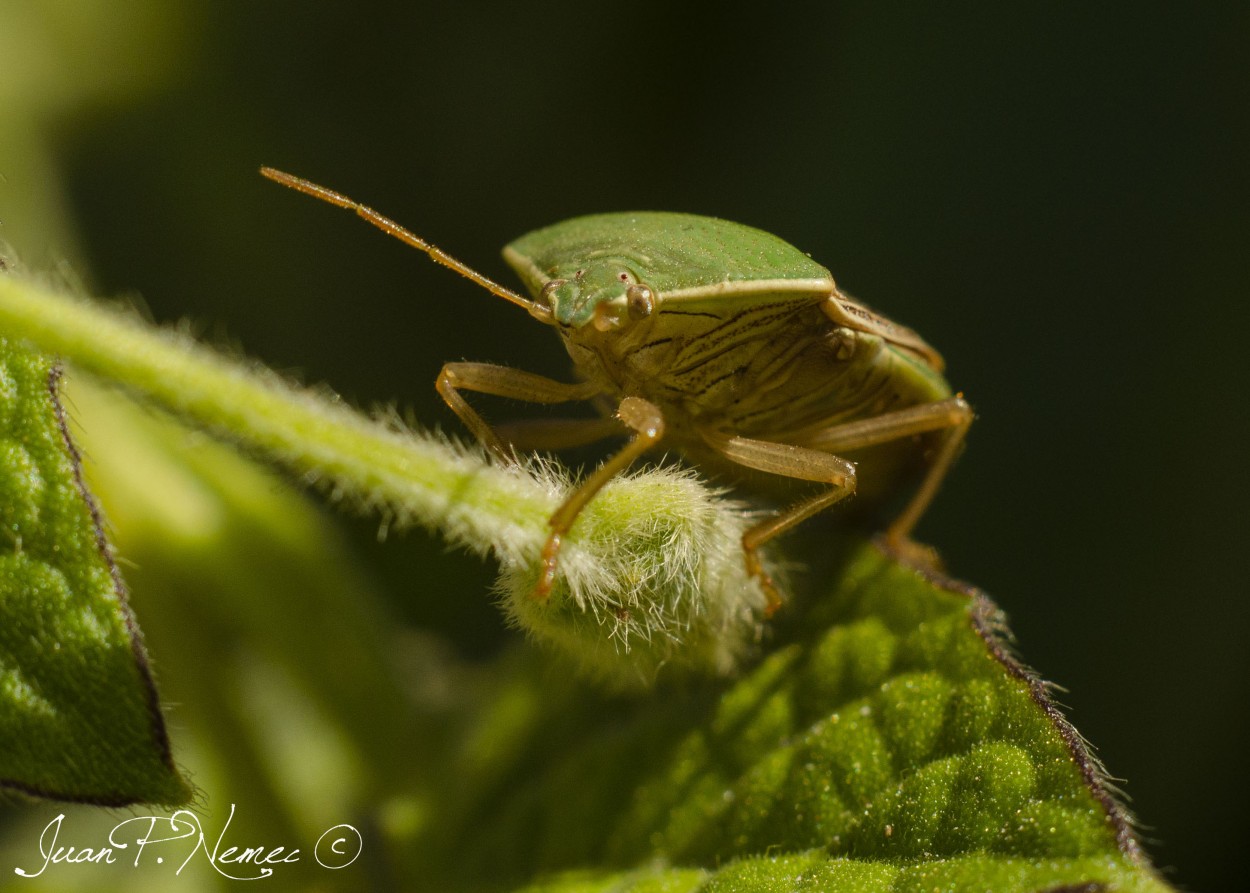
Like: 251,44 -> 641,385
261,168 -> 972,612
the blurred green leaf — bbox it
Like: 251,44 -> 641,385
67,374 -> 437,840
0,338 -> 187,805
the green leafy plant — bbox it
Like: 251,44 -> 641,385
0,271 -> 1175,890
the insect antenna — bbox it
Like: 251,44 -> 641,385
260,167 -> 553,323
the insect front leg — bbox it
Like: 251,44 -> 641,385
436,361 -> 604,459
698,429 -> 858,614
537,397 -> 665,599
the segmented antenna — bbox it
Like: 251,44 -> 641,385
260,167 -> 552,322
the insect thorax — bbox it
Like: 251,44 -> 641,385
558,294 -> 950,447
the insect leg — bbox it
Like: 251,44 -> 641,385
536,397 -> 665,599
493,416 -> 625,452
436,362 -> 603,458
698,429 -> 858,614
794,396 -> 973,547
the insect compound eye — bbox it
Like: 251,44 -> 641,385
625,283 -> 655,320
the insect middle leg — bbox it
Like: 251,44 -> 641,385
698,430 -> 858,614
701,395 -> 972,611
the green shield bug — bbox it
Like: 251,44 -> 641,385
261,168 -> 972,613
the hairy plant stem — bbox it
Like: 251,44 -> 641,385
0,274 -> 766,680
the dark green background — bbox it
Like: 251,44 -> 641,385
6,3 -> 1246,889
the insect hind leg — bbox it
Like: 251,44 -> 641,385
794,395 -> 973,548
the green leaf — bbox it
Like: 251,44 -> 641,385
416,542 -> 1173,893
0,338 -> 188,805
